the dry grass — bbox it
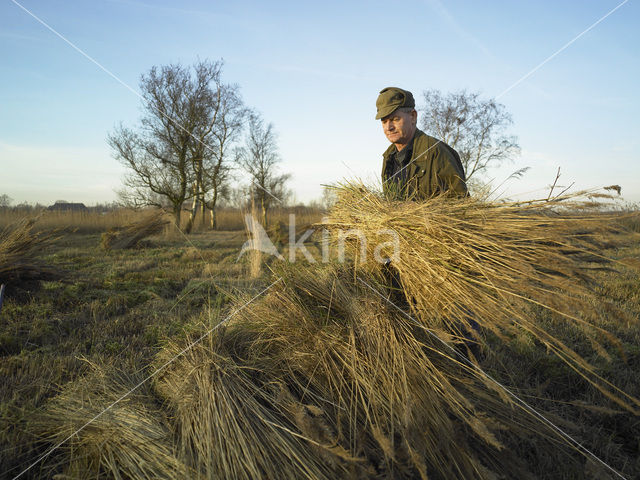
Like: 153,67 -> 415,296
227,265 -> 537,478
215,207 -> 323,231
0,208 -> 140,233
155,334 -> 343,480
33,361 -> 191,479
33,263 -> 552,479
101,210 -> 170,250
325,183 -> 640,414
0,218 -> 61,289
27,276 -> 638,478
150,263 -> 591,479
214,208 -> 249,231
0,205 -> 324,235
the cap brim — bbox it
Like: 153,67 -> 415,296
375,105 -> 399,120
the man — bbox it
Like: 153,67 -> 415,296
376,87 -> 468,200
377,88 -> 479,356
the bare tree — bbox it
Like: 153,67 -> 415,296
237,114 -> 290,226
109,60 -> 238,227
420,90 -> 520,182
182,63 -> 247,232
227,185 -> 251,209
0,194 -> 12,208
183,61 -> 224,233
110,123 -> 191,225
199,82 -> 246,230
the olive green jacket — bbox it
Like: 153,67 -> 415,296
381,129 -> 468,200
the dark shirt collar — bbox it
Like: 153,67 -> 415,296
392,130 -> 416,165
393,129 -> 416,155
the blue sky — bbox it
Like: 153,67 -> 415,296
1,0 -> 638,205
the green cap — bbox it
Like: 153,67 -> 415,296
375,87 -> 415,120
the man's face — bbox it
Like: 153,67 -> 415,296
381,109 -> 417,148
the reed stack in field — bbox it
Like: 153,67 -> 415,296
100,210 -> 169,250
326,184 -> 639,412
0,218 -> 61,289
40,266 -> 541,479
34,363 -> 190,479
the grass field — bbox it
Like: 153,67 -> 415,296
0,210 -> 325,478
1,207 -> 639,478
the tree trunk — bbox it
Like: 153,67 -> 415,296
261,198 -> 267,228
185,198 -> 198,233
199,192 -> 206,228
174,204 -> 182,229
185,180 -> 200,234
210,208 -> 217,230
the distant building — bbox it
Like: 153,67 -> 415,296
47,201 -> 88,212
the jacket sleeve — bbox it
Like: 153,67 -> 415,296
431,145 -> 468,197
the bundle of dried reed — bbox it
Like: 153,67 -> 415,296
33,363 -> 191,479
155,333 -> 351,480
153,264 -> 567,479
0,218 -> 60,288
100,210 -> 168,250
324,183 -> 639,413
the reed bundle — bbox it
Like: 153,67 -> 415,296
100,210 -> 168,250
152,264 -> 582,479
34,363 -> 191,479
155,332 -> 347,480
0,218 -> 60,287
36,259 -> 631,478
324,184 -> 639,413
